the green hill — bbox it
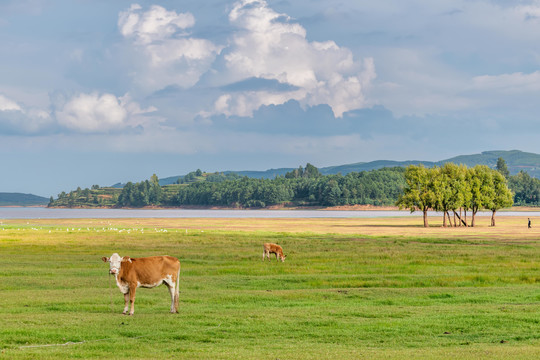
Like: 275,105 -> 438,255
152,150 -> 540,185
437,150 -> 540,177
214,150 -> 540,179
0,192 -> 49,206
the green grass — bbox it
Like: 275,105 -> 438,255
1,220 -> 540,359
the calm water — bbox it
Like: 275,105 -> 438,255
0,207 -> 537,219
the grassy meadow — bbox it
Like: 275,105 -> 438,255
1,215 -> 540,359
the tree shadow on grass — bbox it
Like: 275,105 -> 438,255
331,224 -> 430,228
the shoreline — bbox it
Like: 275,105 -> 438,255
2,204 -> 539,212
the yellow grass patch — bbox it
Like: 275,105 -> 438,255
3,215 -> 539,240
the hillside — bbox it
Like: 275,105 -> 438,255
154,150 -> 540,184
0,192 -> 49,206
437,150 -> 540,177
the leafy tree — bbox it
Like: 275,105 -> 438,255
322,178 -> 342,206
148,174 -> 162,205
396,165 -> 436,227
433,164 -> 461,227
304,163 -> 321,178
468,165 -> 495,227
509,171 -> 540,206
496,157 -> 510,179
487,170 -> 513,226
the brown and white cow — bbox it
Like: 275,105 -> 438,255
262,243 -> 286,262
102,253 -> 180,316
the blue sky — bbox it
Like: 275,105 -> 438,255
1,0 -> 540,197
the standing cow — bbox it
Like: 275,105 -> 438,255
262,243 -> 286,262
102,253 -> 180,315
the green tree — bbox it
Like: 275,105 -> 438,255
487,170 -> 513,226
496,157 -> 510,179
468,165 -> 495,227
303,163 -> 321,178
149,174 -> 163,205
509,171 -> 540,206
396,165 -> 436,227
433,164 -> 466,227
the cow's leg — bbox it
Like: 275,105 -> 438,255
163,277 -> 177,313
169,285 -> 177,313
128,285 -> 137,316
174,268 -> 180,313
123,292 -> 130,315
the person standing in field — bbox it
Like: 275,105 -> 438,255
528,218 -> 531,228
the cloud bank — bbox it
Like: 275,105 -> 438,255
119,0 -> 376,119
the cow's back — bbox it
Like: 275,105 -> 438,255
121,256 -> 180,284
264,243 -> 282,253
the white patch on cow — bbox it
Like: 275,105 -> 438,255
108,253 -> 123,274
163,274 -> 174,286
115,277 -> 130,294
137,280 -> 162,288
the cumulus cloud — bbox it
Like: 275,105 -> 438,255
0,94 -> 22,111
119,4 -> 195,44
212,0 -> 375,118
0,94 -> 54,134
55,92 -> 156,133
118,1 -> 375,119
118,4 -> 221,91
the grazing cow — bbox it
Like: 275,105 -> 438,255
262,243 -> 286,262
102,253 -> 180,316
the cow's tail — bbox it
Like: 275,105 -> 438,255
174,261 -> 180,312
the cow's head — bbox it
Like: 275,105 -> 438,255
102,253 -> 131,275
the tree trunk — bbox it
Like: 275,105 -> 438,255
423,208 -> 429,227
446,211 -> 454,227
453,211 -> 457,227
491,210 -> 496,227
471,208 -> 476,227
453,211 -> 468,226
443,210 -> 447,227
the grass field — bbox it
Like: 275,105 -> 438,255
1,215 -> 540,359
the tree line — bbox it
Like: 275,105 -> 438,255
169,165 -> 405,208
397,163 -> 513,227
49,159 -> 540,217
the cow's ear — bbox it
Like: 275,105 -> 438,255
102,257 -> 109,262
122,256 -> 132,263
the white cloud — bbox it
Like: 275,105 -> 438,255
214,0 -> 376,118
118,4 -> 221,91
119,4 -> 195,44
0,94 -> 54,134
55,92 -> 155,133
0,94 -> 22,111
473,71 -> 540,93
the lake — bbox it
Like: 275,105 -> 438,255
0,207 -> 538,219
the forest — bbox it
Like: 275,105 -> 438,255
49,159 -> 540,212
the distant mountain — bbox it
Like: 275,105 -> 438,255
222,150 -> 540,179
0,192 -> 49,206
436,150 -> 540,177
319,160 -> 433,175
113,150 -> 540,187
